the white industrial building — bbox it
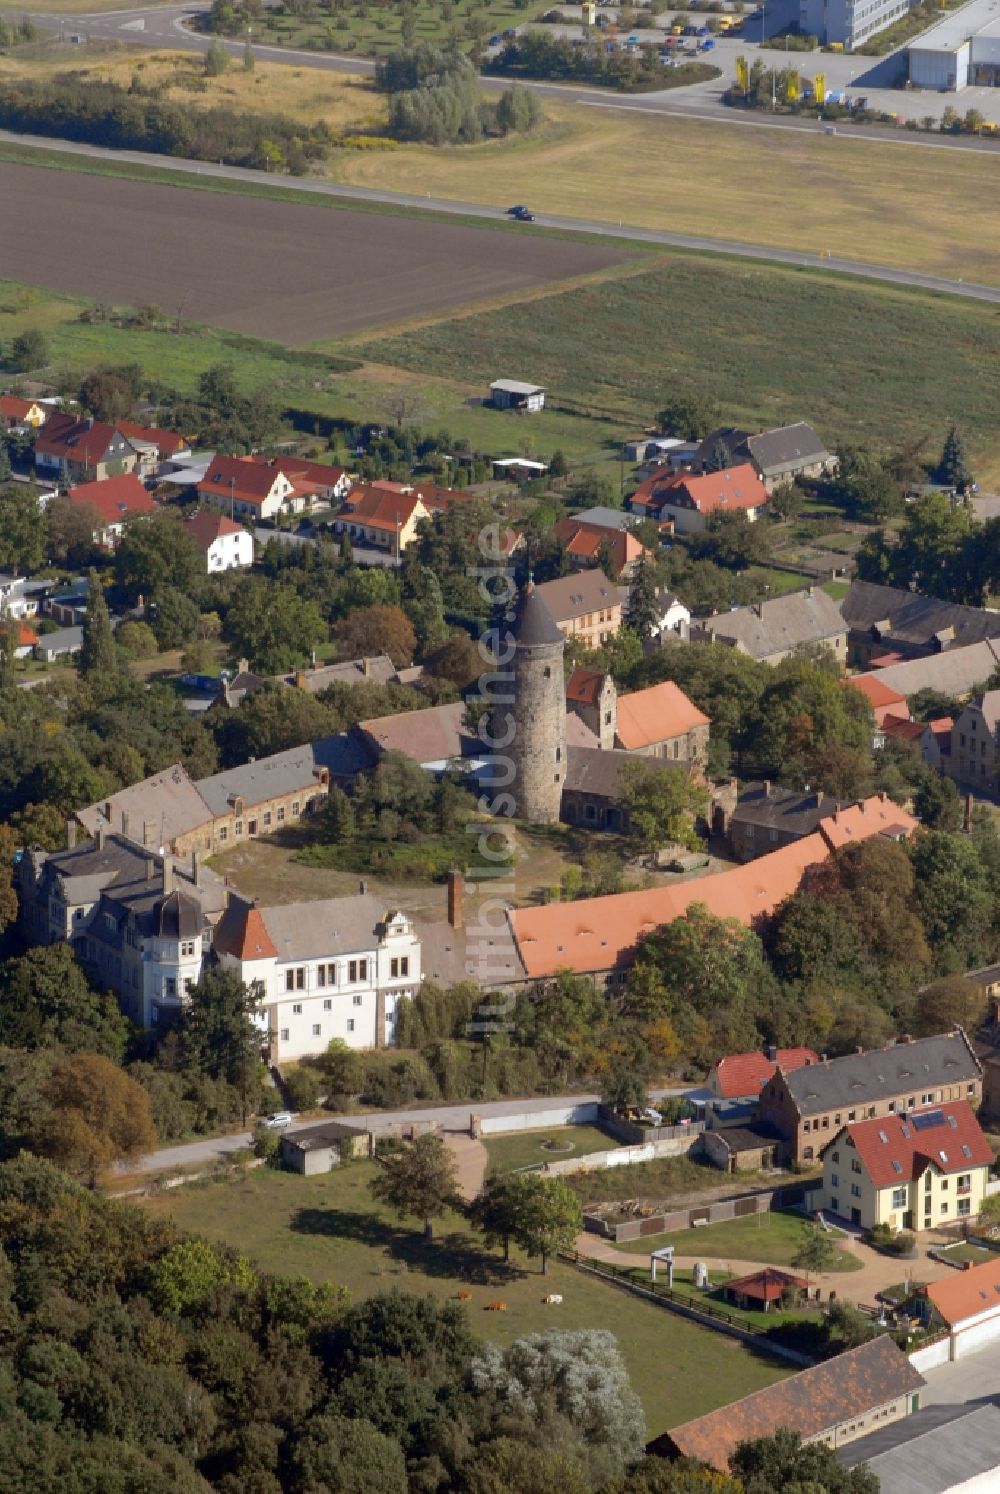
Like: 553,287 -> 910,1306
909,0 -> 1000,89
799,0 -> 909,50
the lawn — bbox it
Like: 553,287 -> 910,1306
621,1264 -> 823,1332
483,1124 -> 621,1174
137,1165 -> 790,1434
935,1241 -> 1000,1267
565,1153 -> 742,1206
356,257 -> 1000,482
336,100 -> 1000,287
613,1209 -> 863,1273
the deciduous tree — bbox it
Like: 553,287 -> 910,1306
369,1132 -> 460,1239
40,1054 -> 156,1185
334,604 -> 416,668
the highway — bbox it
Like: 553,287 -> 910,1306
3,126 -> 999,306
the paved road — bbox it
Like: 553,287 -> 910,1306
3,127 -> 999,307
29,0 -> 1000,139
131,1085 -> 685,1174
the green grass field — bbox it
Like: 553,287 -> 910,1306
483,1124 -> 621,1174
565,1153 -> 757,1207
137,1165 -> 790,1434
614,1210 -> 863,1273
239,0 -> 530,59
356,257 -> 1000,481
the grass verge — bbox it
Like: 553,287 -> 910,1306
135,1163 -> 790,1434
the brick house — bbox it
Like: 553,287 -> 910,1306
758,1031 -> 983,1163
817,1099 -> 993,1233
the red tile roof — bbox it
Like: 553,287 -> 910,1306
841,1100 -> 993,1190
183,509 -> 244,550
250,455 -> 348,493
921,1256 -> 1000,1328
342,485 -> 426,533
215,904 -> 278,960
929,716 -> 954,742
725,1267 -> 808,1304
614,679 -> 709,750
16,621 -> 38,647
199,455 -> 283,506
35,413 -> 123,464
67,473 -> 157,527
632,462 -> 768,518
711,1048 -> 819,1100
509,795 -> 919,979
552,518 -> 649,573
845,675 -> 908,711
0,394 -> 40,422
881,713 -> 927,742
660,1337 -> 924,1471
567,668 -> 606,706
117,421 -> 188,457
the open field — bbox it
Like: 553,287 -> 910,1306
0,159 -> 629,342
337,101 -> 1000,287
137,1165 -> 790,1434
0,43 -> 387,134
357,257 -> 1000,481
483,1125 -> 622,1174
613,1209 -> 863,1272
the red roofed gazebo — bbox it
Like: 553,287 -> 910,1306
723,1268 -> 808,1312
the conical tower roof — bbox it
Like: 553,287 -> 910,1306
512,583 -> 563,648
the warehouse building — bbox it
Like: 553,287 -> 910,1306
909,0 -> 1000,90
799,0 -> 909,51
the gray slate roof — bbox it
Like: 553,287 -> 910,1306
837,1401 -> 1000,1493
841,580 -> 1000,653
693,587 -> 846,660
741,421 -> 831,477
571,506 -> 640,532
283,1120 -> 369,1152
532,572 -> 628,627
564,745 -> 658,800
849,639 -> 1000,700
196,734 -> 370,814
783,1031 -> 981,1117
77,764 -> 212,846
733,781 -> 842,834
514,582 -> 567,646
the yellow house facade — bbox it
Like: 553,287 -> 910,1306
818,1101 -> 993,1234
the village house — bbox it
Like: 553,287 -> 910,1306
489,379 -> 545,412
66,473 -> 158,548
758,1030 -> 983,1164
816,1099 -> 993,1233
947,689 -> 1000,792
566,669 -> 619,751
727,781 -> 844,862
840,580 -> 1000,667
251,455 -> 351,505
691,586 -> 848,667
335,484 -> 430,553
653,1337 -> 924,1470
0,394 -> 47,431
214,894 -> 420,1059
648,590 -> 691,643
353,701 -> 479,774
905,1256 -> 1000,1361
76,734 -> 371,856
507,794 -> 918,985
532,571 -> 628,650
843,674 -> 911,729
17,830 -> 227,1028
628,462 -> 769,534
183,510 -> 254,573
115,421 -> 191,476
0,574 -> 46,621
197,455 -> 298,521
35,414 -> 141,484
613,679 -> 710,764
551,516 -> 652,579
736,421 -> 835,491
560,745 -> 660,832
707,1043 -> 820,1101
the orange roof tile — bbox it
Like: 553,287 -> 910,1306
0,395 -> 39,422
844,675 -> 908,711
215,904 -> 278,960
566,668 -> 606,706
614,680 -> 709,750
712,1048 -> 819,1100
509,794 -> 919,979
342,485 -> 426,532
199,455 -> 283,505
839,1100 -> 992,1190
922,1255 -> 1000,1327
67,473 -> 157,527
881,713 -> 926,742
631,462 -> 768,518
16,622 -> 38,647
117,421 -> 188,457
818,794 -> 918,850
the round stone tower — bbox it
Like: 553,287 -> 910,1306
509,583 -> 567,824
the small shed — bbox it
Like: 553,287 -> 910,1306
702,1121 -> 787,1173
723,1268 -> 808,1313
279,1119 -> 369,1175
489,380 -> 546,412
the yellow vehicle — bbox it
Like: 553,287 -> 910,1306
717,16 -> 735,30
827,40 -> 844,50
671,24 -> 684,34
982,120 -> 999,134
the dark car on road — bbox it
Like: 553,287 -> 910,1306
506,205 -> 536,221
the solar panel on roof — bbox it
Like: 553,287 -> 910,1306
912,1110 -> 945,1131
947,1115 -> 958,1129
900,1124 -> 911,1139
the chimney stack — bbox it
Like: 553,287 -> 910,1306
162,859 -> 174,896
762,780 -> 771,798
95,825 -> 105,850
765,1042 -> 777,1063
448,868 -> 464,930
66,819 -> 77,850
238,658 -> 249,675
363,656 -> 371,678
